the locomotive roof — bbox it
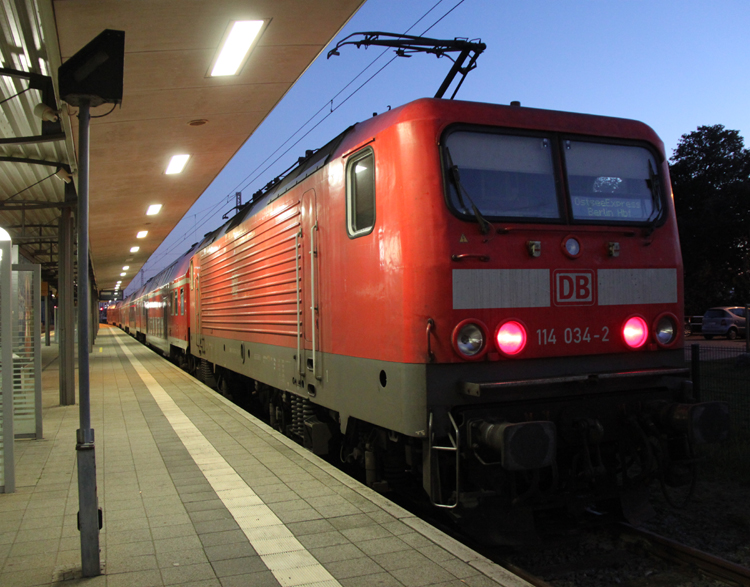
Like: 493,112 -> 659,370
333,98 -> 665,157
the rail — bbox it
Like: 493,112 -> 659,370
621,523 -> 750,586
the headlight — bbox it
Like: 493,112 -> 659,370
452,320 -> 488,360
654,313 -> 678,347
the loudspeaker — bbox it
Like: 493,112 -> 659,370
59,29 -> 125,107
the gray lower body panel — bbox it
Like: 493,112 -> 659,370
194,333 -> 428,438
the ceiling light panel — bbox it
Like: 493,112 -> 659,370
146,204 -> 162,215
210,20 -> 265,77
137,231 -> 148,239
165,154 -> 190,175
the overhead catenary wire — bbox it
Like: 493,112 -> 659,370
228,0 -> 464,197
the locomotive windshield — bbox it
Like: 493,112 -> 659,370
444,129 -> 663,225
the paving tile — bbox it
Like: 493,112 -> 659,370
9,538 -> 59,557
398,532 -> 435,549
153,535 -> 203,554
275,507 -> 323,524
283,518 -> 336,536
106,553 -> 159,574
2,551 -> 57,573
198,530 -> 249,548
0,567 -> 54,587
309,542 -> 364,563
107,528 -> 153,545
341,525 -> 393,542
181,491 -> 220,504
0,532 -> 16,546
438,557 -> 481,579
328,513 -> 377,531
148,512 -> 193,528
210,555 -> 267,577
160,561 -> 218,585
204,542 -> 256,562
189,508 -> 234,523
107,540 -> 156,558
326,556 -> 385,580
193,518 -> 240,535
106,516 -> 150,533
218,570 -> 280,587
373,549 -> 432,572
106,568 -> 164,587
339,571 -> 405,587
357,535 -> 412,556
297,530 -> 350,550
391,561 -> 456,587
151,522 -> 197,540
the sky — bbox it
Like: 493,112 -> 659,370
127,0 -> 750,293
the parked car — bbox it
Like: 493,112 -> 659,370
701,306 -> 747,340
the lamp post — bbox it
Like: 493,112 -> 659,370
59,29 -> 124,578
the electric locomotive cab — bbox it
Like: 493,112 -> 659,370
416,101 -> 729,540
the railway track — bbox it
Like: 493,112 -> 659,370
490,523 -> 750,587
620,523 -> 750,587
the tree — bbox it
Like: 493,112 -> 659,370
669,125 -> 750,315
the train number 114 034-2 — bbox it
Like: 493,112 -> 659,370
536,327 -> 610,345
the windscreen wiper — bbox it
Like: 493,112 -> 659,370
444,147 -> 493,235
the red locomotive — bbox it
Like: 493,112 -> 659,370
110,97 -> 728,542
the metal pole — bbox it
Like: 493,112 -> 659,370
45,293 -> 51,347
75,98 -> 100,577
58,208 -> 74,404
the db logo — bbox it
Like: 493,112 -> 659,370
554,270 -> 594,305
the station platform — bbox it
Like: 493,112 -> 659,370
1,325 -> 531,587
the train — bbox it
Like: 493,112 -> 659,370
108,97 -> 729,543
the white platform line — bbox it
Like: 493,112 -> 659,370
110,331 -> 341,587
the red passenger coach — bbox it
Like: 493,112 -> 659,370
122,98 -> 728,542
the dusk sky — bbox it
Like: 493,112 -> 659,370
129,0 -> 750,290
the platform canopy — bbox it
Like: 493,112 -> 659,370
0,0 -> 365,292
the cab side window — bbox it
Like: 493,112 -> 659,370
346,149 -> 375,237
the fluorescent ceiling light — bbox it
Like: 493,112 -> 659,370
130,246 -> 140,253
211,20 -> 264,77
137,231 -> 148,239
120,272 -> 126,276
146,204 -> 162,216
122,266 -> 129,270
165,154 -> 190,175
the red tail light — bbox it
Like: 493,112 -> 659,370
495,321 -> 527,356
622,316 -> 648,348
